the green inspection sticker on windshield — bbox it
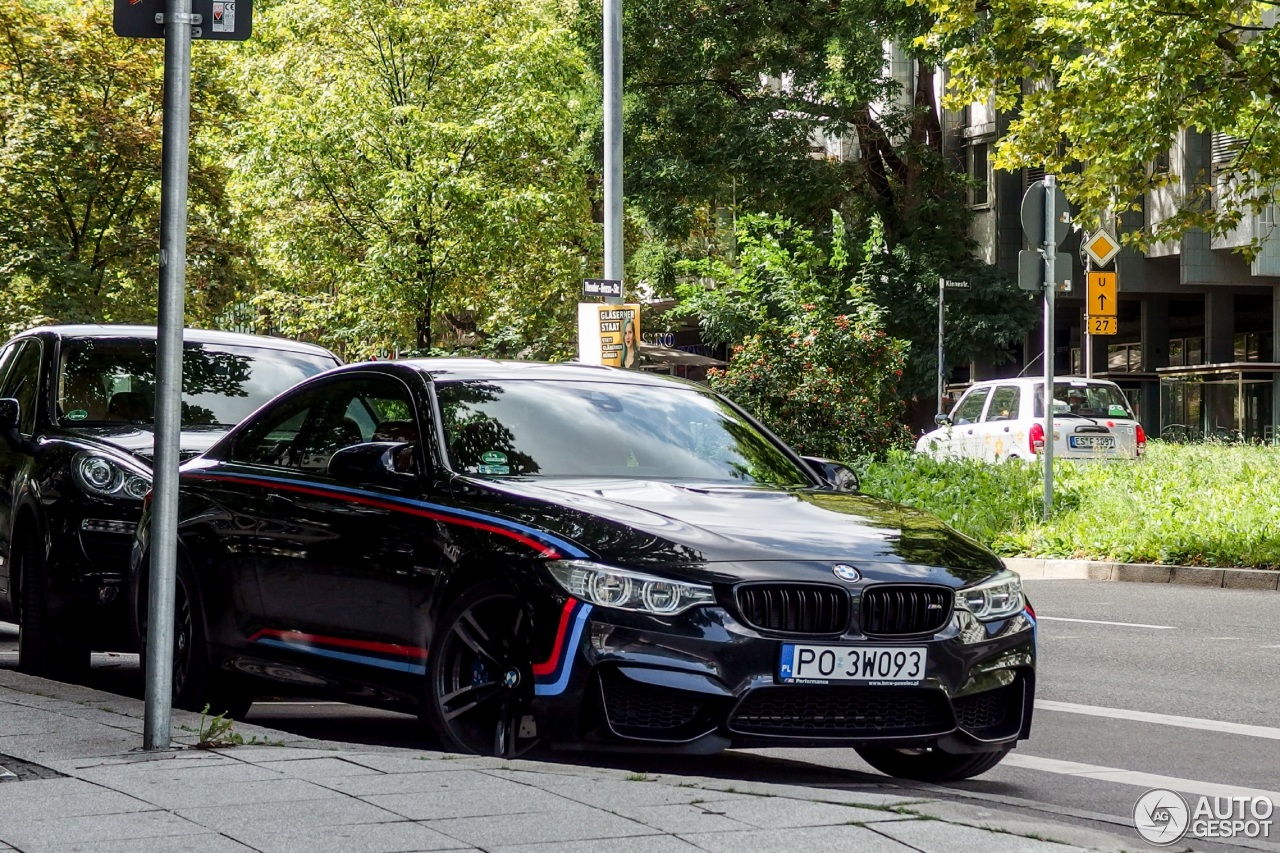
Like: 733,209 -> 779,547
65,409 -> 89,421
477,463 -> 510,475
481,451 -> 508,464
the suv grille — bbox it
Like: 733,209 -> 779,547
860,585 -> 951,636
735,584 -> 849,635
730,687 -> 952,738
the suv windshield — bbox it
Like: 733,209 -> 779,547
58,339 -> 337,427
436,379 -> 811,486
1034,382 -> 1135,419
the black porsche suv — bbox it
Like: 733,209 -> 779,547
0,325 -> 341,677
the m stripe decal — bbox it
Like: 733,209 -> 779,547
187,470 -> 587,559
248,629 -> 427,675
534,601 -> 592,697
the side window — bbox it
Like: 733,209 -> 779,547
230,389 -> 318,468
1,340 -> 44,436
0,342 -> 21,393
950,387 -> 990,425
983,386 -> 1021,422
286,375 -> 418,475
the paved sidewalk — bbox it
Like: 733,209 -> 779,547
0,670 -> 1137,853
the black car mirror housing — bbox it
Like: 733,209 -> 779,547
0,398 -> 18,431
328,441 -> 420,486
0,397 -> 39,457
801,456 -> 859,493
934,413 -> 953,426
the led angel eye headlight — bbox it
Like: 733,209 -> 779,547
546,561 -> 714,615
955,571 -> 1024,622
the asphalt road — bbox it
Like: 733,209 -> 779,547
4,579 -> 1279,852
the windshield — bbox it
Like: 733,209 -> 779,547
1034,381 -> 1135,419
57,339 -> 338,428
436,379 -> 811,486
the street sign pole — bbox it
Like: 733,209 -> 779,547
602,0 -> 623,306
1041,176 -> 1057,521
937,277 -> 945,415
143,0 -> 194,751
1083,255 -> 1093,378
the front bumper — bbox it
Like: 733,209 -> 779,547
531,600 -> 1036,754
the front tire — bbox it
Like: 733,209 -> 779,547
16,530 -> 90,679
425,582 -> 538,757
854,745 -> 1012,782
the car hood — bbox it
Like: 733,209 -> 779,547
461,477 -> 1004,586
56,425 -> 227,466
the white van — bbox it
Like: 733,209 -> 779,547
916,377 -> 1146,462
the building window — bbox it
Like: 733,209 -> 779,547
968,142 -> 991,208
1234,332 -> 1271,362
1107,343 -> 1143,372
1169,339 -> 1183,367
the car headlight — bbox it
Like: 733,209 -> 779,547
955,571 -> 1024,621
72,452 -> 151,501
546,560 -> 715,615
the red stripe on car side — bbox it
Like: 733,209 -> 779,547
186,472 -> 562,558
532,598 -> 578,676
248,628 -> 427,659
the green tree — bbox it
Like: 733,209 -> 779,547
922,0 -> 1280,249
680,214 -> 912,459
0,0 -> 242,334
574,0 -> 1034,400
230,0 -> 596,359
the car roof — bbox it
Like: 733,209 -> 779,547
363,358 -> 705,388
10,324 -> 338,358
968,375 -> 1121,388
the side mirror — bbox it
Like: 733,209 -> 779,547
802,456 -> 859,493
328,442 -> 418,486
934,413 -> 953,427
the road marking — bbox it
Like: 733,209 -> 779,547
1004,754 -> 1280,802
1036,700 -> 1280,740
1037,616 -> 1175,629
1207,637 -> 1243,640
252,701 -> 347,706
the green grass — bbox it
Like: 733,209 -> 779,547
861,443 -> 1280,570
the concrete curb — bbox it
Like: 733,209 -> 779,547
1004,557 -> 1280,590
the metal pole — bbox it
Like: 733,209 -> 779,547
602,0 -> 623,306
937,277 -> 945,414
1083,256 -> 1092,378
1042,176 -> 1057,520
144,0 -> 193,751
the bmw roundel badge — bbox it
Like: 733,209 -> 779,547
503,668 -> 521,688
832,564 -> 861,582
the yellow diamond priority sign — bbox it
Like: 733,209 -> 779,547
1084,229 -> 1121,267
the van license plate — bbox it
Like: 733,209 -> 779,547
1069,435 -> 1115,449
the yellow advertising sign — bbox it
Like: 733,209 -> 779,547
576,303 -> 641,368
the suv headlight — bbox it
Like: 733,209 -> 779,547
546,560 -> 715,615
955,571 -> 1024,621
72,452 -> 151,501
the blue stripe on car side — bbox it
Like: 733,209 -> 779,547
254,638 -> 428,675
194,468 -> 589,559
534,603 -> 593,696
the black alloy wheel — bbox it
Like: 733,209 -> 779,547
427,582 -> 539,758
854,744 -> 1012,782
16,529 -> 90,679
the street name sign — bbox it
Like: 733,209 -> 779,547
582,278 -> 623,299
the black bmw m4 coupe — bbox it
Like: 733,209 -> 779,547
131,359 -> 1035,782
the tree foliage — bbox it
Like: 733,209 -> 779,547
229,0 -> 596,360
681,214 -> 912,460
921,0 -> 1280,250
0,0 -> 241,334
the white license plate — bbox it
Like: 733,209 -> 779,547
778,644 -> 926,685
1069,435 -> 1115,449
